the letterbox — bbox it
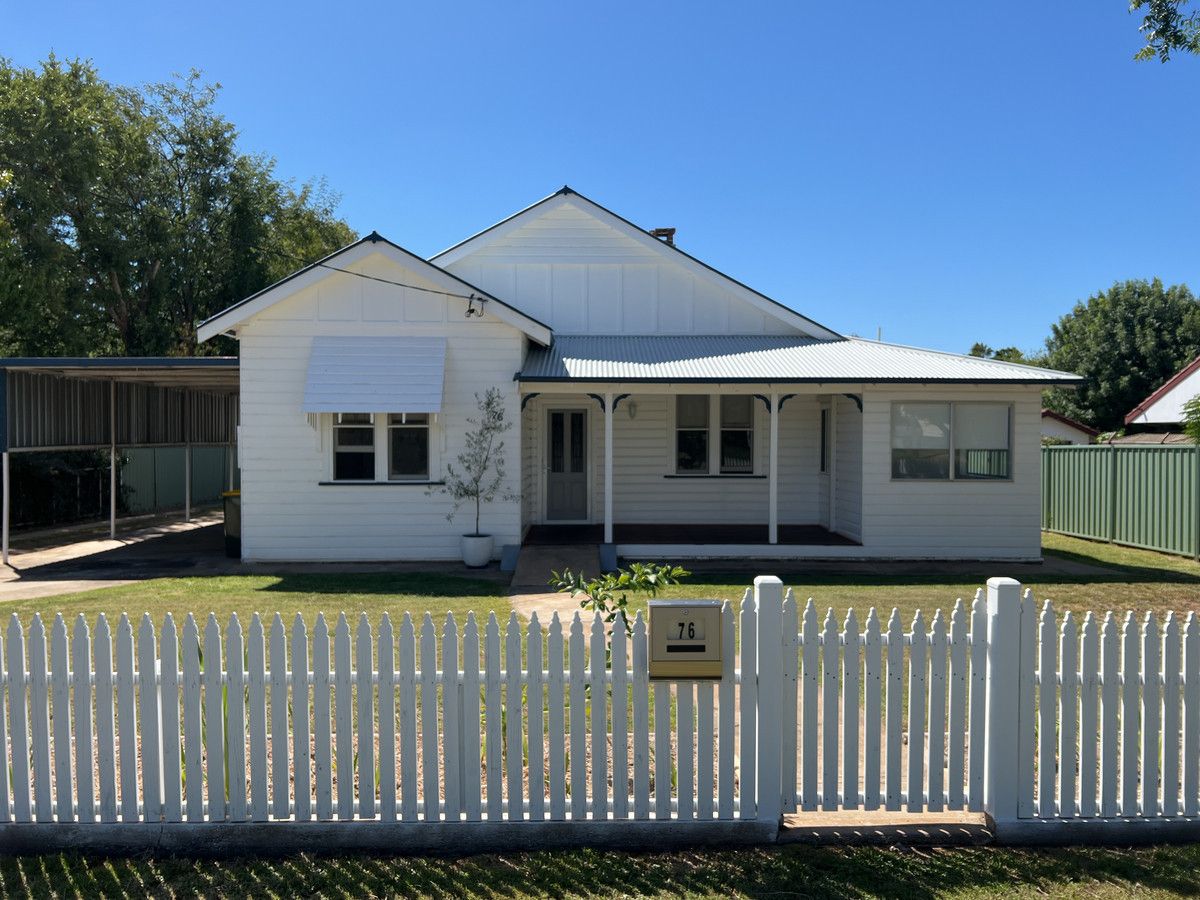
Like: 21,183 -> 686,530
647,599 -> 723,680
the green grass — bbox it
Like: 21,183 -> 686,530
8,532 -> 1200,630
2,843 -> 1198,898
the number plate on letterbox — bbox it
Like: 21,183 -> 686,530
647,600 -> 723,680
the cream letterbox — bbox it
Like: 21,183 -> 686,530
647,599 -> 723,680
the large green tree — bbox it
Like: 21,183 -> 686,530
0,56 -> 355,357
1043,278 -> 1200,430
1131,1 -> 1200,61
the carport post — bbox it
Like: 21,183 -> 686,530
109,379 -> 117,541
2,450 -> 9,566
184,390 -> 191,523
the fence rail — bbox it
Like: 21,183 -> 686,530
2,577 -> 1198,850
1042,444 -> 1200,558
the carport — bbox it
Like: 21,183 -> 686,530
0,357 -> 239,563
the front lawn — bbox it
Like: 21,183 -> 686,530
6,532 -> 1200,629
2,843 -> 1198,898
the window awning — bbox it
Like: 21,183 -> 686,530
302,336 -> 446,413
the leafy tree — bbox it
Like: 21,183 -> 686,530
968,343 -> 1039,365
1043,279 -> 1200,430
0,55 -> 355,357
1131,0 -> 1200,61
1183,395 -> 1200,443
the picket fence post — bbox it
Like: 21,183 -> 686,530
754,575 -> 784,825
983,577 -> 1024,823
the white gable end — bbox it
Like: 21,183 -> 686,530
436,194 -> 838,339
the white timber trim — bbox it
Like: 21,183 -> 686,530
197,240 -> 550,345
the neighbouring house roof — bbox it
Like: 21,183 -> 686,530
1041,408 -> 1098,437
1124,354 -> 1200,426
1105,432 -> 1195,445
518,335 -> 1083,384
431,186 -> 843,341
302,336 -> 447,414
196,232 -> 551,345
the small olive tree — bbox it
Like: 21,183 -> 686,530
434,388 -> 518,536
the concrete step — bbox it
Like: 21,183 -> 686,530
778,810 -> 993,846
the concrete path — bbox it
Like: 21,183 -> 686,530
509,542 -> 602,624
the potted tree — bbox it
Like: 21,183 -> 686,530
434,387 -> 519,567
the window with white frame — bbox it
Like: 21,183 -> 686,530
891,402 -> 1010,480
388,413 -> 430,480
720,395 -> 753,473
674,394 -> 757,475
331,412 -> 435,482
333,413 -> 375,480
819,407 -> 829,473
675,395 -> 710,473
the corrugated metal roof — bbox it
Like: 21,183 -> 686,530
519,336 -> 1081,384
303,336 -> 446,413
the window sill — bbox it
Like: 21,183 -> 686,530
663,474 -> 765,479
889,478 -> 1013,484
319,480 -> 445,486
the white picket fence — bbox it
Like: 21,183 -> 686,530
1,575 -> 1198,849
778,576 -> 1200,837
0,603 -> 751,828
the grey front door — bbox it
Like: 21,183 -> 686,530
546,409 -> 588,521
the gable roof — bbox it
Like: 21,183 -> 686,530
519,335 -> 1083,384
196,232 -> 551,345
431,187 -> 843,341
1041,408 -> 1099,437
1124,354 -> 1200,425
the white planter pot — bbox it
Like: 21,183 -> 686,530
460,534 -> 494,568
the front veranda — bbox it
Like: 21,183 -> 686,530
518,385 -> 865,557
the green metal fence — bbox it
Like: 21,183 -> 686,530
121,447 -> 235,514
1042,444 -> 1200,558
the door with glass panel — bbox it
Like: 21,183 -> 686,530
546,409 -> 588,521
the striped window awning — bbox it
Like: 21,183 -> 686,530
302,336 -> 446,413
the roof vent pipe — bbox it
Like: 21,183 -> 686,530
649,227 -> 676,246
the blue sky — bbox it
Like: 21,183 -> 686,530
6,1 -> 1198,353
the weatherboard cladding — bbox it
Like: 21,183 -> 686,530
302,336 -> 447,413
518,335 -> 1081,384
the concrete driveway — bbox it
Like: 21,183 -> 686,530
0,514 -> 237,602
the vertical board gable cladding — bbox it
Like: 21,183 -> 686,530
302,336 -> 447,414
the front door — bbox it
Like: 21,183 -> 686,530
546,409 -> 588,521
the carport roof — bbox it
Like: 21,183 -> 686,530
0,357 -> 239,391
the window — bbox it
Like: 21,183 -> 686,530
333,413 -> 375,480
953,404 -> 1011,479
819,408 -> 829,473
388,413 -> 430,480
675,395 -> 710,473
891,402 -> 1010,480
674,395 -> 757,475
720,396 -> 753,473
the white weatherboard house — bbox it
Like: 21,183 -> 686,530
198,188 -> 1080,563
